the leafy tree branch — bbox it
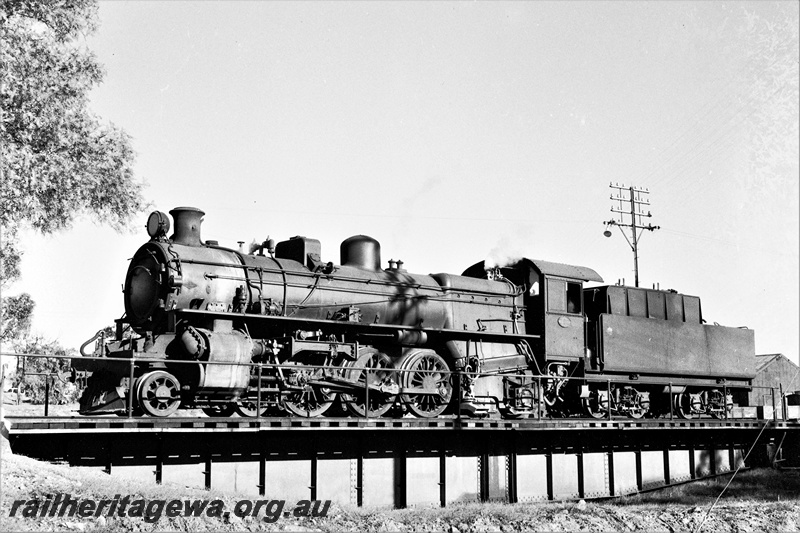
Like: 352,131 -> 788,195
1,0 -> 148,340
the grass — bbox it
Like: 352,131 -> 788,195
616,468 -> 800,506
3,437 -> 799,532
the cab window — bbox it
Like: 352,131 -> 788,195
548,280 -> 566,312
547,280 -> 582,314
567,282 -> 582,314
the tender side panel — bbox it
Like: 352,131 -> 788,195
704,324 -> 757,378
599,314 -> 756,380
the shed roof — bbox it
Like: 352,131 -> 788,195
756,353 -> 797,373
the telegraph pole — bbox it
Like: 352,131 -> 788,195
603,183 -> 660,287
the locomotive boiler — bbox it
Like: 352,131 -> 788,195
76,207 -> 757,419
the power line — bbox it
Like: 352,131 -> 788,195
602,184 -> 660,288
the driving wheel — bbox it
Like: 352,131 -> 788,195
341,348 -> 397,417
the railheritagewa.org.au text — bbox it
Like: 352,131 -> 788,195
9,494 -> 331,523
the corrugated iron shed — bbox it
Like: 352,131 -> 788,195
747,353 -> 800,406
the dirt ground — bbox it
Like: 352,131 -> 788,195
2,427 -> 799,532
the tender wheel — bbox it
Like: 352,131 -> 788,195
582,389 -> 609,419
282,369 -> 337,417
623,387 -> 649,419
341,348 -> 397,417
137,371 -> 181,417
399,350 -> 453,418
708,389 -> 733,419
674,391 -> 696,419
627,404 -> 646,419
202,403 -> 236,417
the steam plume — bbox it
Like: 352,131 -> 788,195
484,235 -> 525,269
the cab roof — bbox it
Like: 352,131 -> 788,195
525,258 -> 604,283
462,258 -> 603,283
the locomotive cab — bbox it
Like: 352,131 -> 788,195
464,258 -> 602,362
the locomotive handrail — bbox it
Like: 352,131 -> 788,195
173,308 -> 542,342
2,350 -> 544,376
198,270 -> 518,309
2,350 -> 786,387
3,350 -> 794,424
177,257 -> 520,297
4,350 -> 784,391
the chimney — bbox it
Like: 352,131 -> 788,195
169,207 -> 205,246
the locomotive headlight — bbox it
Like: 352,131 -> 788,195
146,211 -> 170,239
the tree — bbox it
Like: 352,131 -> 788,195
12,335 -> 79,405
0,0 -> 147,340
0,291 -> 33,342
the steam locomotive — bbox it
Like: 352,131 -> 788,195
75,207 -> 757,419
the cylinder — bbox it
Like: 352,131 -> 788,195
189,328 -> 253,393
395,330 -> 428,346
340,235 -> 381,270
170,207 -> 205,246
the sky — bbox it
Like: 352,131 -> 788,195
9,1 -> 800,365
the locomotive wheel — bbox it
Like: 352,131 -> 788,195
627,404 -> 646,419
341,348 -> 397,418
674,392 -> 696,420
137,371 -> 181,417
202,403 -> 236,417
399,350 -> 453,418
708,389 -> 733,419
582,389 -> 609,419
282,368 -> 337,418
623,387 -> 649,419
282,386 -> 335,417
234,400 -> 270,417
